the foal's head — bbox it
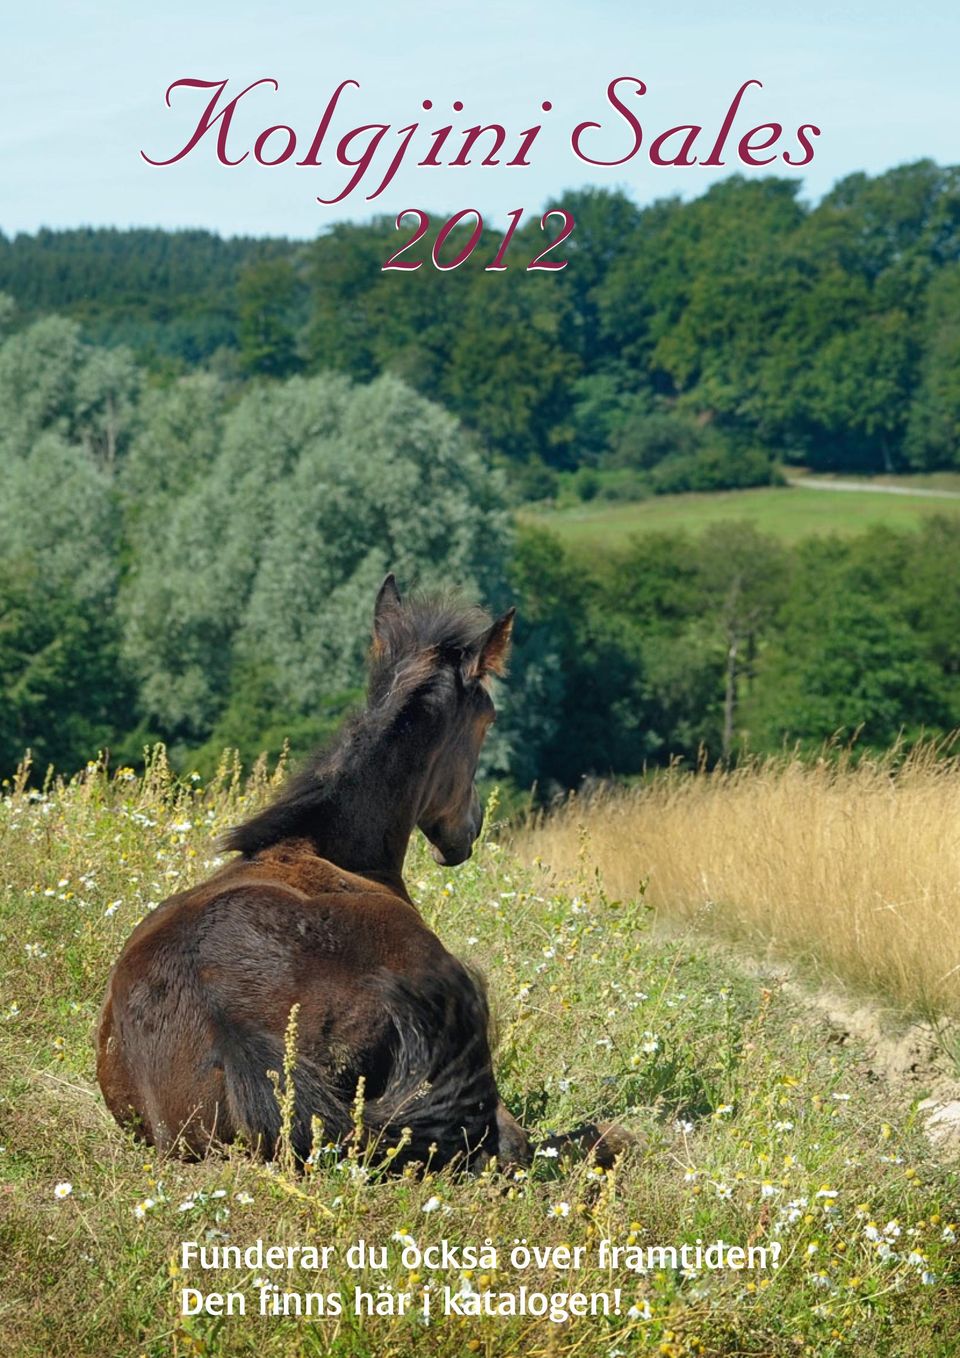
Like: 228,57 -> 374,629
370,575 -> 514,867
223,576 -> 515,873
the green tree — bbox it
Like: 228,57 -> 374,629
120,372 -> 513,749
120,372 -> 226,524
504,526 -> 660,790
443,271 -> 580,466
0,315 -> 85,457
748,536 -> 950,750
237,257 -> 303,378
754,596 -> 949,749
0,426 -> 132,772
695,525 -> 788,758
0,557 -> 133,774
73,344 -> 141,471
905,264 -> 960,468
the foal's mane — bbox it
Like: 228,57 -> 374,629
222,592 -> 493,857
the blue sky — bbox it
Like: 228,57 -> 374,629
3,1 -> 958,238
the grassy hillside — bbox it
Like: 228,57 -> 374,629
522,482 -> 960,550
1,757 -> 958,1356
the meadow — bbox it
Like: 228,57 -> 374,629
1,754 -> 958,1357
521,481 -> 960,550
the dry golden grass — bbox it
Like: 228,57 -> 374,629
517,746 -> 960,1021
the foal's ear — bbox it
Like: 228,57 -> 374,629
373,573 -> 403,642
464,607 -> 516,681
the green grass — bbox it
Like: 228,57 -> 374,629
1,759 -> 958,1356
521,484 -> 960,549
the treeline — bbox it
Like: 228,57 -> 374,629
0,227 -> 294,365
1,309 -> 959,790
3,159 -> 960,486
511,519 -> 960,790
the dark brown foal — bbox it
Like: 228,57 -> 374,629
98,577 -> 527,1169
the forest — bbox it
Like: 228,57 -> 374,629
2,158 -> 960,790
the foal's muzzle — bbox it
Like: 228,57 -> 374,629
424,793 -> 483,867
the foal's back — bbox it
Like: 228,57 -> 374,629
97,839 -> 502,1164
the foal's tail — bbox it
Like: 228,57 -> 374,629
216,959 -> 500,1169
364,962 -> 500,1167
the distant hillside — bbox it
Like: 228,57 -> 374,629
0,226 -> 298,362
2,162 -> 960,481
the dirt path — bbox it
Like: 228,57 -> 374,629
787,476 -> 960,500
735,950 -> 960,1154
791,981 -> 960,1152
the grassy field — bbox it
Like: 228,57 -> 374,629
520,483 -> 960,549
1,756 -> 958,1357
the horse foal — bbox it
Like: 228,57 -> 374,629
97,576 -> 528,1170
